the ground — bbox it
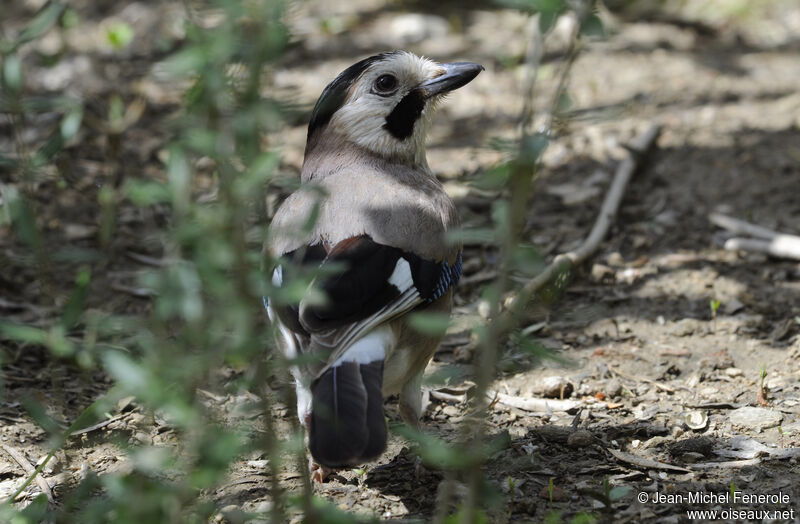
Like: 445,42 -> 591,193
1,1 -> 800,522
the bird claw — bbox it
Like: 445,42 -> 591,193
309,459 -> 333,483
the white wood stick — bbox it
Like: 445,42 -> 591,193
725,236 -> 800,260
491,391 -> 581,413
709,213 -> 781,240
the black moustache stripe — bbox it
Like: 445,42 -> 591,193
383,89 -> 425,140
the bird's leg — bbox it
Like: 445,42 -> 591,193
398,371 -> 425,428
301,411 -> 333,483
309,457 -> 333,483
399,372 -> 427,479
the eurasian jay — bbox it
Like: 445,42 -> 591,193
265,51 -> 482,479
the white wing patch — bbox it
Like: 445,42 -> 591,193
388,257 -> 414,291
272,265 -> 283,286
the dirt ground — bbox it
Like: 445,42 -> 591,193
2,1 -> 800,522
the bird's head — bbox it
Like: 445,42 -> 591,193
305,51 -> 483,166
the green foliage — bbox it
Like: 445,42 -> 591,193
1,0 -> 297,521
106,22 -> 133,50
0,0 -> 609,521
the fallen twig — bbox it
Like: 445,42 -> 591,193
490,391 -> 581,413
724,237 -> 800,260
709,213 -> 781,239
710,213 -> 800,260
68,413 -> 129,437
504,124 -> 662,311
429,390 -> 467,403
609,365 -> 676,393
688,458 -> 762,470
125,250 -> 169,267
0,443 -> 54,503
607,448 -> 690,473
689,446 -> 800,470
110,282 -> 157,298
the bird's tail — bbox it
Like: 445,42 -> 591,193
308,329 -> 389,468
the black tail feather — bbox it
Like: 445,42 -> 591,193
358,361 -> 387,460
308,361 -> 386,468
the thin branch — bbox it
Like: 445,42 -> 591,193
710,213 -> 800,260
709,212 -> 782,240
0,443 -> 55,503
503,123 -> 662,312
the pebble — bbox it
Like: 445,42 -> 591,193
670,318 -> 701,336
680,452 -> 705,463
132,431 -> 152,444
605,378 -> 623,398
724,367 -> 743,377
538,376 -> 574,399
567,429 -> 594,448
606,252 -> 624,267
728,406 -> 782,431
441,406 -> 460,418
591,263 -> 615,283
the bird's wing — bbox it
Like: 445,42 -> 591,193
270,234 -> 461,377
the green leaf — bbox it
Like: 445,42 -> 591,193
539,10 -> 560,33
394,426 -> 466,469
13,494 -> 49,523
580,13 -> 605,37
2,54 -> 23,92
108,94 -> 124,127
445,508 -> 489,524
407,311 -> 452,336
4,187 -> 40,247
61,266 -> 91,329
0,322 -> 48,344
167,146 -> 191,215
23,396 -> 63,435
494,0 -> 564,15
34,129 -> 65,165
248,151 -> 279,179
104,351 -> 151,392
556,91 -> 573,112
472,163 -> 511,190
446,227 -> 497,245
60,105 -> 83,141
519,132 -> 549,163
106,22 -> 134,50
61,8 -> 80,29
124,178 -> 170,206
15,2 -> 66,48
532,0 -> 566,12
161,47 -> 207,76
608,485 -> 631,502
512,243 -> 544,276
569,513 -> 598,524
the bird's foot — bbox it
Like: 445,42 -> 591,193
309,458 -> 333,483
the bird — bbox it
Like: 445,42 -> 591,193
265,51 -> 483,480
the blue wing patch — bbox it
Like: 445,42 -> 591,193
427,251 -> 462,303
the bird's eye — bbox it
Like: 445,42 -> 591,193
373,74 -> 398,94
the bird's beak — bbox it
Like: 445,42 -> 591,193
419,62 -> 484,99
